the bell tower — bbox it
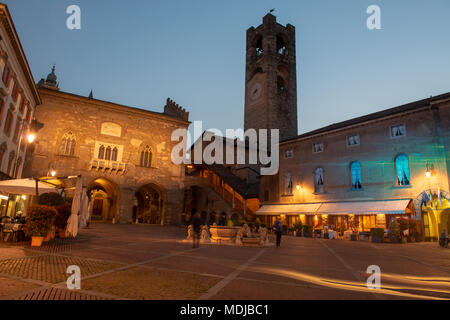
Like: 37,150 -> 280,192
244,13 -> 298,141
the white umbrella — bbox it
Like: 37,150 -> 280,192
66,177 -> 82,238
0,178 -> 56,195
79,188 -> 89,228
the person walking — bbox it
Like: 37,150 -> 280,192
274,219 -> 282,248
192,212 -> 202,248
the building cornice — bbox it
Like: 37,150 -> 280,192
38,88 -> 191,127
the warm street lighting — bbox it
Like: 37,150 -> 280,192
425,163 -> 433,178
51,170 -> 56,177
27,133 -> 36,143
296,185 -> 300,190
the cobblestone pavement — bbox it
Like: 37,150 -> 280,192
0,223 -> 448,300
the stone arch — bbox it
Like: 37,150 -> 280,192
414,189 -> 450,241
87,177 -> 120,222
135,182 -> 166,225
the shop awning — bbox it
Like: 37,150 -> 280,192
256,199 -> 413,216
255,203 -> 322,215
0,178 -> 58,196
315,199 -> 413,215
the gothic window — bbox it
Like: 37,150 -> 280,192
390,124 -> 406,138
105,146 -> 112,161
112,147 -> 118,161
315,167 -> 324,193
350,162 -> 362,190
59,132 -> 76,156
395,154 -> 410,186
285,173 -> 293,195
98,145 -> 105,159
140,145 -> 152,168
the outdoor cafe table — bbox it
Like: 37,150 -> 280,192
0,223 -> 24,242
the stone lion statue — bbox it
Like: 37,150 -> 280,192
186,224 -> 193,240
258,226 -> 269,246
200,225 -> 210,243
235,227 -> 244,246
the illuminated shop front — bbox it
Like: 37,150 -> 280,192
256,199 -> 416,234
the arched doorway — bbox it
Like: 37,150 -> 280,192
87,178 -> 120,222
135,183 -> 165,225
416,189 -> 450,241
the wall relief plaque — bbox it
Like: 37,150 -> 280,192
101,122 -> 122,137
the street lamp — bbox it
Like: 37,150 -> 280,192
27,133 -> 35,143
425,163 -> 433,178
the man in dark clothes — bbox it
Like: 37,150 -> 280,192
274,219 -> 282,247
192,212 -> 202,248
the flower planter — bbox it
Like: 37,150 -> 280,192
371,237 -> 382,243
350,234 -> 357,241
31,236 -> 44,247
296,231 -> 302,237
304,233 -> 312,238
44,233 -> 51,242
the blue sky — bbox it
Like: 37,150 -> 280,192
5,0 -> 450,140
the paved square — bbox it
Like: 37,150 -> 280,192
0,223 -> 448,300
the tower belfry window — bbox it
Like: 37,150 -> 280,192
277,36 -> 286,55
277,76 -> 286,92
255,36 -> 263,57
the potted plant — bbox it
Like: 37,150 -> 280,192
370,228 -> 384,243
294,221 -> 303,237
303,225 -> 313,238
388,219 -> 401,243
24,205 -> 57,247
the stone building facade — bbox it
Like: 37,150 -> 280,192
0,4 -> 40,180
27,80 -> 190,225
259,94 -> 450,241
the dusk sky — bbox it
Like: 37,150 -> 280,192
5,0 -> 450,141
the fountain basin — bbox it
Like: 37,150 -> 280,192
209,226 -> 241,242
